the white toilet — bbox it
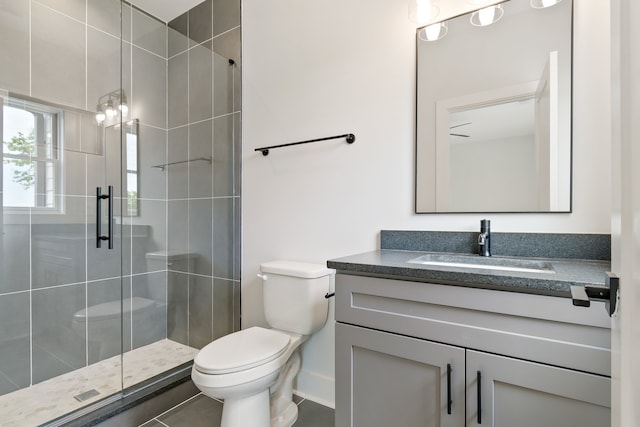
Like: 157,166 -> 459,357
191,260 -> 335,427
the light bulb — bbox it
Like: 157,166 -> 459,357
470,5 -> 504,26
419,22 -> 448,41
409,0 -> 439,26
531,0 -> 562,8
96,105 -> 106,124
105,102 -> 116,119
119,102 -> 128,117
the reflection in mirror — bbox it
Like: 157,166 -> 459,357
416,0 -> 572,213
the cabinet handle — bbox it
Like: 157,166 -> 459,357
447,364 -> 452,415
477,370 -> 482,424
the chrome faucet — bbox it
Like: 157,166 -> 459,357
478,219 -> 491,257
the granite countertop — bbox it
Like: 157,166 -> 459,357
327,249 -> 611,298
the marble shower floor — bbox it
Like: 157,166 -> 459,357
0,340 -> 198,427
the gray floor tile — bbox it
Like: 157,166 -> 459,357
158,394 -> 222,427
295,400 -> 335,427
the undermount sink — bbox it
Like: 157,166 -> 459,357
407,253 -> 556,274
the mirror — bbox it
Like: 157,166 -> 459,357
416,0 -> 572,213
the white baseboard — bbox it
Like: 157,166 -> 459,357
293,369 -> 335,409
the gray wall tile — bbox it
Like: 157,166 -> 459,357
87,28 -> 129,117
132,8 -> 167,58
213,278 -> 235,341
213,53 -> 235,117
131,199 -> 167,274
36,0 -> 86,22
137,124 -> 167,200
167,271 -> 189,345
87,278 -> 129,364
189,275 -> 213,349
189,44 -> 213,122
210,27 -> 241,66
132,46 -> 166,128
168,127 -> 189,199
1,222 -> 30,294
188,0 -> 212,45
0,0 -> 29,93
31,3 -> 86,109
188,119 -> 213,198
132,272 -> 167,349
32,284 -> 86,383
168,200 -> 189,265
213,114 -> 235,197
212,0 -> 240,36
189,199 -> 213,276
168,13 -> 189,57
88,0 -> 131,41
168,52 -> 189,128
0,292 -> 31,392
213,197 -> 234,279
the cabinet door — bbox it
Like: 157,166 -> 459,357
336,323 -> 465,427
466,350 -> 610,427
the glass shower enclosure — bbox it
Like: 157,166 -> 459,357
0,1 -> 240,425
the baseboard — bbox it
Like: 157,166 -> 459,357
294,369 -> 335,409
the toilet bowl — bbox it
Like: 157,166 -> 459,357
191,260 -> 335,427
72,296 -> 162,360
72,251 -> 194,362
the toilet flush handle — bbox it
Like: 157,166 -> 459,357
257,273 -> 268,281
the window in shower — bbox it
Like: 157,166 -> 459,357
2,97 -> 62,212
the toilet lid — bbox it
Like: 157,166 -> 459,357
74,297 -> 156,322
194,327 -> 291,375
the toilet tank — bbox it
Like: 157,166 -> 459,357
261,260 -> 335,335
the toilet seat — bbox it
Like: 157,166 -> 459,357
73,297 -> 156,322
195,327 -> 291,375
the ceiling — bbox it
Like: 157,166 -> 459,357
129,0 -> 205,23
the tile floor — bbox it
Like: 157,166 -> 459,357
138,393 -> 335,427
0,340 -> 198,427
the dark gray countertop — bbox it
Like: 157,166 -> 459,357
327,250 -> 611,297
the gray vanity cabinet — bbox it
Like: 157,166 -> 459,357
335,274 -> 611,427
336,323 -> 465,427
466,350 -> 610,427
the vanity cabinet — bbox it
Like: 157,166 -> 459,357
335,274 -> 611,427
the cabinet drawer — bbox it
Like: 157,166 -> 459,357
336,274 -> 611,376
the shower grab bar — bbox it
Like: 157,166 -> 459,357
255,133 -> 356,156
96,186 -> 113,250
151,157 -> 212,171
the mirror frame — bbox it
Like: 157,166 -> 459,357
415,0 -> 573,214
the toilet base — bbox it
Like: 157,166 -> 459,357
221,389 -> 270,427
271,400 -> 298,427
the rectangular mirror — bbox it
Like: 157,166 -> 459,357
416,0 -> 572,213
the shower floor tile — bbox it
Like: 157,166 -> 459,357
0,339 -> 198,427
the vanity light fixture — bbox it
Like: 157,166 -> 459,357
95,89 -> 128,125
470,4 -> 504,26
530,0 -> 563,8
408,0 -> 439,26
419,21 -> 448,41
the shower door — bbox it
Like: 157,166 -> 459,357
0,0 -> 127,424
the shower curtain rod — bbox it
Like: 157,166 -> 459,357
255,133 -> 356,156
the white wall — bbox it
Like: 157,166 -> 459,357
241,0 -> 611,406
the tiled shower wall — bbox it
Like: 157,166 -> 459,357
0,0 -> 170,395
165,0 -> 242,350
0,0 -> 241,397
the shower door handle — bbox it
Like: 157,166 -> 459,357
96,186 -> 113,249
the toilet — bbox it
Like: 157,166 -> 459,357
72,251 -> 195,361
191,260 -> 335,427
